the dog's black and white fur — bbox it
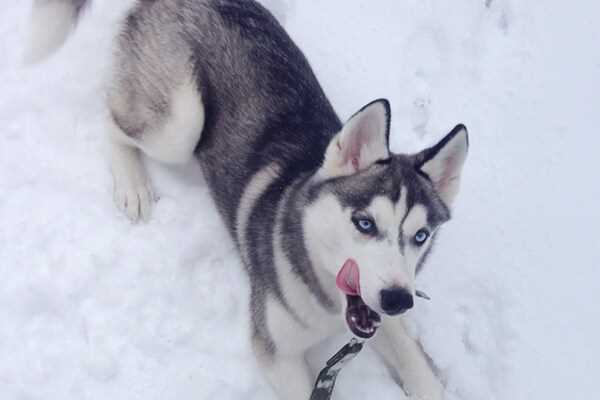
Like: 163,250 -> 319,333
27,1 -> 469,399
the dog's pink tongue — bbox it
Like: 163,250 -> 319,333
336,259 -> 360,296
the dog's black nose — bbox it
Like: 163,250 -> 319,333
380,287 -> 414,315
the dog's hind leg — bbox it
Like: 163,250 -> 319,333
107,78 -> 204,222
108,118 -> 154,222
105,2 -> 204,222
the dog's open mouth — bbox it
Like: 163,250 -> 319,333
345,295 -> 381,338
336,259 -> 381,339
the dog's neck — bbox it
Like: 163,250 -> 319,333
276,172 -> 343,314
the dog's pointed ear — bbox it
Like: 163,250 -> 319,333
318,99 -> 391,179
414,124 -> 469,207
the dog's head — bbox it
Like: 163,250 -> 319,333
304,99 -> 468,337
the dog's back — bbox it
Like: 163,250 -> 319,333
179,0 -> 341,230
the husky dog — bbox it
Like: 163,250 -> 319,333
27,1 -> 468,399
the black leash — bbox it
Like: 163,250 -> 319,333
309,338 -> 365,400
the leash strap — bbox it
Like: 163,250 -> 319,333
309,338 -> 364,400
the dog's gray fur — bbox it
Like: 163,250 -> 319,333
27,1 -> 469,399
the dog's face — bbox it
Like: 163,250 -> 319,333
304,100 -> 468,337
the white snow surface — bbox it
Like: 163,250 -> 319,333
1,1 -> 599,399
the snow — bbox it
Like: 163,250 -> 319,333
1,1 -> 599,399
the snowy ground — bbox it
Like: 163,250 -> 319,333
1,1 -> 599,399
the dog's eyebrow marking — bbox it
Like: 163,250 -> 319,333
396,186 -> 408,253
365,196 -> 393,242
369,189 -> 408,248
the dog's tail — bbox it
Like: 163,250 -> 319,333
24,0 -> 91,63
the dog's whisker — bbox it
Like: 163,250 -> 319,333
415,290 -> 431,300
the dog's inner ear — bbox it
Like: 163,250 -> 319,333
415,124 -> 469,207
319,99 -> 391,178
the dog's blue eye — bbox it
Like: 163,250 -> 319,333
358,219 -> 372,230
414,229 -> 429,245
352,216 -> 377,235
